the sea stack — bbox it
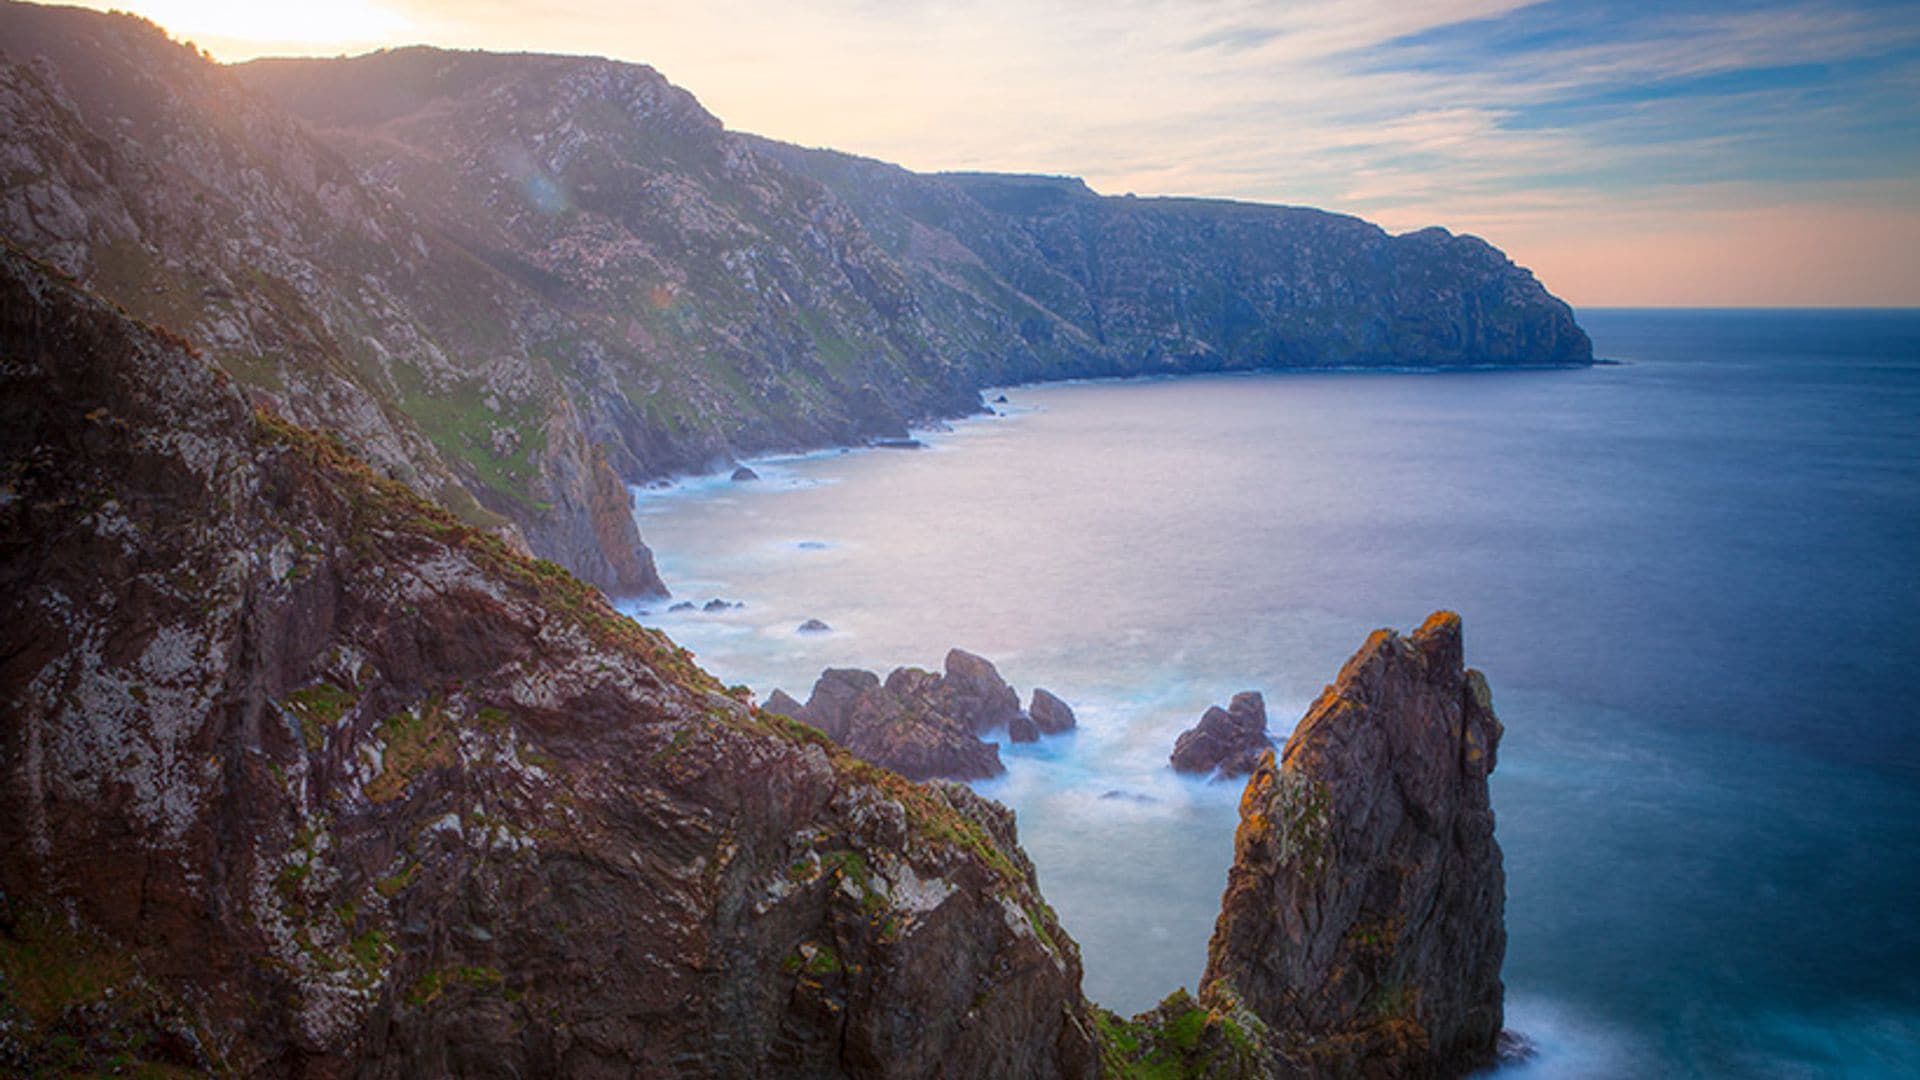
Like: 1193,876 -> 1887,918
1170,691 -> 1272,778
1201,612 -> 1507,1077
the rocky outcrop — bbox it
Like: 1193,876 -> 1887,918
755,149 -> 1595,377
1171,691 -> 1273,778
784,670 -> 1005,782
0,245 -> 1094,1076
0,4 -> 666,596
1030,688 -> 1077,734
934,648 -> 1025,734
2,4 -> 1590,597
1200,612 -> 1506,1077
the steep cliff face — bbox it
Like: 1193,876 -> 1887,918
1201,612 -> 1506,1077
234,46 -> 983,475
2,2 -> 1589,596
0,244 -> 1093,1076
754,148 -> 1593,374
0,2 -> 664,595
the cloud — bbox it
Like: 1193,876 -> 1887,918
71,0 -> 1920,304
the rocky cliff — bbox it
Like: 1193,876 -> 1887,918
0,1 -> 666,596
0,242 -> 1095,1076
752,148 -> 1593,375
0,2 -> 1590,599
1200,613 -> 1507,1077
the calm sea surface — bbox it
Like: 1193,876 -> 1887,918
619,310 -> 1920,1077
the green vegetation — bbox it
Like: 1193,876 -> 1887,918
367,699 -> 457,802
405,963 -> 507,1007
281,680 -> 358,751
1092,991 -> 1263,1079
0,907 -> 134,1028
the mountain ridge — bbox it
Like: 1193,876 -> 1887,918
2,0 -> 1589,601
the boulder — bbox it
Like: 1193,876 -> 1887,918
1200,612 -> 1507,1077
763,689 -> 809,720
796,618 -> 832,633
936,649 -> 1024,734
1029,688 -> 1077,734
730,465 -> 759,481
799,670 -> 1004,781
1170,691 -> 1271,777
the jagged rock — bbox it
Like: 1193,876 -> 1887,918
1009,714 -> 1041,743
1200,612 -> 1506,1077
668,601 -> 696,612
702,598 -> 740,612
0,247 -> 1091,1076
1030,688 -> 1077,734
796,618 -> 832,633
937,649 -> 1024,734
763,689 -> 809,720
730,465 -> 759,482
1171,692 -> 1272,778
797,669 -> 1004,781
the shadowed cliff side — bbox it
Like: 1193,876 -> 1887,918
1200,612 -> 1507,1077
0,242 -> 1095,1077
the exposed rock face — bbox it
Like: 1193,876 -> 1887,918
1008,714 -> 1041,744
1171,691 -> 1272,778
754,149 -> 1595,377
790,670 -> 1005,782
936,648 -> 1025,734
0,245 -> 1093,1076
1200,613 -> 1506,1077
1030,688 -> 1077,734
2,4 -> 1590,594
0,4 -> 666,596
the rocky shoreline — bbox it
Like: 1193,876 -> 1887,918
0,237 -> 1513,1074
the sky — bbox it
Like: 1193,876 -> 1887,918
77,0 -> 1920,307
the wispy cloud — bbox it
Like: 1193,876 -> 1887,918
72,0 -> 1920,304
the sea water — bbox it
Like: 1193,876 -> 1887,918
618,310 -> 1920,1077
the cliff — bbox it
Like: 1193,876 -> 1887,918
0,3 -> 666,594
0,2 -> 1590,599
1201,613 -> 1507,1077
0,242 -> 1095,1076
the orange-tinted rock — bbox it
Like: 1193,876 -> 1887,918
1201,612 -> 1506,1077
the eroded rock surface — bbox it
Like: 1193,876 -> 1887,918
1201,612 -> 1506,1077
1171,691 -> 1273,778
0,246 -> 1093,1077
784,669 -> 1005,782
1030,688 -> 1077,735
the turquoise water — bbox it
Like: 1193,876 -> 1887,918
620,310 -> 1920,1076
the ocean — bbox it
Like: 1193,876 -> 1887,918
617,310 -> 1920,1077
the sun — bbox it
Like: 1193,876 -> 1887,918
83,0 -> 411,56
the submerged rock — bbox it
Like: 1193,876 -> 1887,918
730,465 -> 759,482
1030,688 -> 1077,734
872,438 -> 924,450
702,598 -> 741,612
1201,612 -> 1507,1077
796,618 -> 832,633
1170,691 -> 1271,778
